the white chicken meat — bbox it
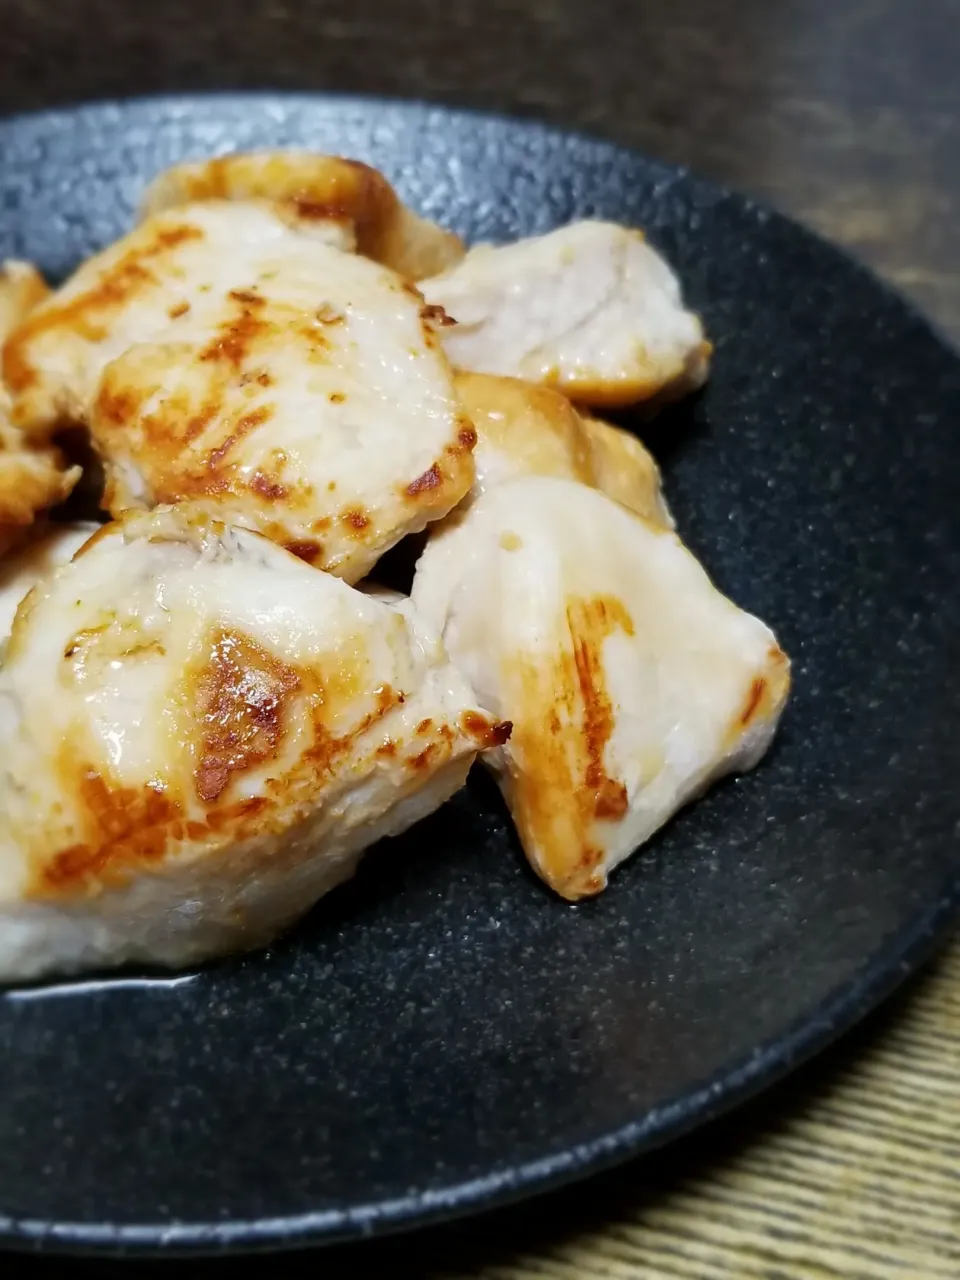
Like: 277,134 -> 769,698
412,476 -> 789,900
4,202 -> 475,581
422,220 -> 710,408
0,505 -> 507,981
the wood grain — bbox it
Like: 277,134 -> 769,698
2,2 -> 958,1276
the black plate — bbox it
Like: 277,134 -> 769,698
0,94 -> 958,1257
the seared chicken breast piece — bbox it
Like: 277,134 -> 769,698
0,520 -> 98,642
0,261 -> 79,555
454,371 -> 672,524
0,412 -> 81,559
0,506 -> 505,982
4,202 -> 475,581
422,221 -> 710,407
412,477 -> 789,900
141,151 -> 464,280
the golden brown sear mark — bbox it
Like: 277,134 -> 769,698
460,711 -> 512,749
285,539 -> 324,564
340,507 -> 370,534
204,405 -> 273,466
4,223 -> 203,393
406,463 -> 442,496
249,471 -> 287,501
200,293 -> 268,368
37,768 -> 180,893
740,676 -> 767,726
420,302 -> 456,328
192,629 -> 301,803
507,594 -> 634,899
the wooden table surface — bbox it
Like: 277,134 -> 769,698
2,1 -> 958,1276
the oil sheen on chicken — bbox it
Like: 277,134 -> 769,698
3,202 -> 475,581
0,506 -> 506,981
421,221 -> 710,407
412,476 -> 789,900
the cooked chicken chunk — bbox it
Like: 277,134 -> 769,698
412,477 -> 789,900
0,506 -> 505,982
422,221 -> 710,407
0,521 -> 98,642
0,413 -> 81,559
4,202 -> 475,581
454,371 -> 672,524
141,151 -> 464,280
0,260 -> 79,555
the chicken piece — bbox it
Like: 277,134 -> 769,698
0,413 -> 81,559
141,151 -> 464,280
0,520 -> 98,642
0,260 -> 50,338
4,202 -> 475,581
421,221 -> 711,408
0,506 -> 506,982
0,261 -> 79,555
454,371 -> 672,525
412,477 -> 789,900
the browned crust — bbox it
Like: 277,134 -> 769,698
505,594 -> 636,900
140,152 -> 465,280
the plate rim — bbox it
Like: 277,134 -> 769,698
0,90 -> 958,1256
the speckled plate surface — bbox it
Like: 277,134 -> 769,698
0,94 -> 958,1257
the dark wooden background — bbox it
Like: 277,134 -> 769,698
1,2 -> 958,1275
1,0 -> 958,336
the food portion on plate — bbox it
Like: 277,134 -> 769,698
412,477 -> 789,899
420,220 -> 712,407
0,261 -> 81,559
4,202 -> 474,581
0,148 -> 789,980
0,506 -> 505,981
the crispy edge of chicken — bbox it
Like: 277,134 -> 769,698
453,371 -> 673,525
0,260 -> 80,556
140,151 -> 465,280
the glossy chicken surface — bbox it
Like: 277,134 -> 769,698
4,203 -> 475,581
454,371 -> 672,524
412,476 -> 789,900
422,221 -> 710,407
141,151 -> 465,280
0,506 -> 505,981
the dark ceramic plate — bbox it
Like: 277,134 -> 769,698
0,94 -> 958,1257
